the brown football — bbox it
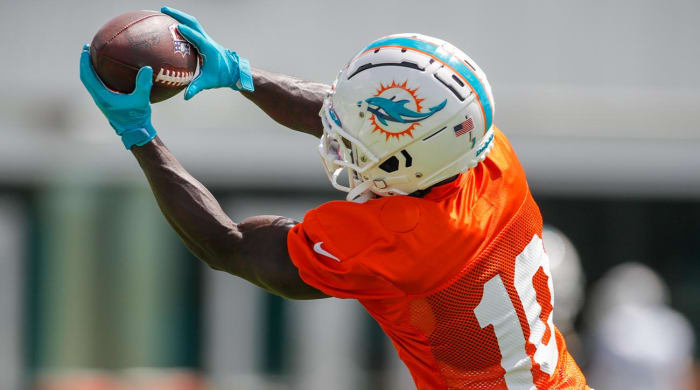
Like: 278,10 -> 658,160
90,10 -> 199,103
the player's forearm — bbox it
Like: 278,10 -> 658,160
131,136 -> 241,271
130,137 -> 326,299
241,68 -> 329,138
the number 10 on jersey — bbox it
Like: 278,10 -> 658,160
474,235 -> 559,389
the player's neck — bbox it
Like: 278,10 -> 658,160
409,174 -> 460,198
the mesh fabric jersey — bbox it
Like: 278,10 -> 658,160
288,128 -> 588,389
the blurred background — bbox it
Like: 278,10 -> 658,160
1,0 -> 699,389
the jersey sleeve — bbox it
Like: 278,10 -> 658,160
287,200 -> 408,300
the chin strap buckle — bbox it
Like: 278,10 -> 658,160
346,180 -> 375,203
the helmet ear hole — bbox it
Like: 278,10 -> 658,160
379,156 -> 400,173
400,150 -> 413,167
379,150 -> 412,173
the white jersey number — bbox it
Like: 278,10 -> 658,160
474,235 -> 559,389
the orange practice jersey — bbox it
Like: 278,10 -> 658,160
287,128 -> 588,389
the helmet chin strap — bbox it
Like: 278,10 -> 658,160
346,180 -> 374,203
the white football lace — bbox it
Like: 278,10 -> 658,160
155,68 -> 195,87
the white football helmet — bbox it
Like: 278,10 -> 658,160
319,33 -> 496,201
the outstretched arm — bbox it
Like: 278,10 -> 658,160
132,138 -> 327,299
242,68 -> 328,138
79,45 -> 327,300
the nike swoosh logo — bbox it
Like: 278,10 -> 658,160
313,242 -> 340,262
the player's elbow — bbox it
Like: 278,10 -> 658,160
189,229 -> 245,274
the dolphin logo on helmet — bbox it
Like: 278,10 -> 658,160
365,96 -> 447,126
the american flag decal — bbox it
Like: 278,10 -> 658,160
453,116 -> 474,137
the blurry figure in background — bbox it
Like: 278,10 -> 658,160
542,226 -> 586,359
585,262 -> 696,390
33,369 -> 211,390
33,372 -> 117,390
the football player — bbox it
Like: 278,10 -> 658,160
79,7 -> 589,389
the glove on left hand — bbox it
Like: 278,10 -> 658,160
79,45 -> 157,149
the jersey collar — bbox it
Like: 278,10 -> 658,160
423,173 -> 467,201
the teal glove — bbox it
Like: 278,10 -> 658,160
161,6 -> 254,100
79,45 -> 156,149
